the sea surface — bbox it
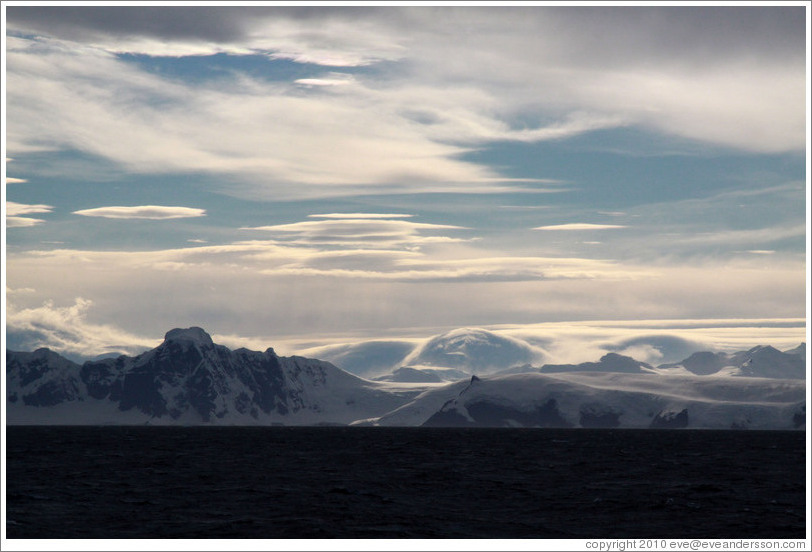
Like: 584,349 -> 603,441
5,426 -> 806,539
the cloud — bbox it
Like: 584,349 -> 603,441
6,240 -> 805,357
273,52 -> 373,68
6,201 -> 52,227
6,177 -> 28,184
5,34 -> 508,195
5,297 -> 156,359
7,201 -> 53,216
398,7 -> 805,153
309,213 -> 414,219
7,6 -> 408,65
7,217 -> 46,228
244,215 -> 470,248
295,76 -> 355,87
6,6 -> 254,43
533,223 -> 627,231
72,205 -> 207,219
674,224 -> 806,247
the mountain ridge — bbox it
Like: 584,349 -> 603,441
7,327 -> 420,425
6,327 -> 807,429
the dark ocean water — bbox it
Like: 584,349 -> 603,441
5,426 -> 806,539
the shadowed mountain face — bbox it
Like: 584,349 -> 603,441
7,327 -> 416,425
6,348 -> 84,407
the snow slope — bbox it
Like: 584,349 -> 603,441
360,372 -> 805,430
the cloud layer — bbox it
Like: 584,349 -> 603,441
73,205 -> 207,219
534,223 -> 627,231
6,210 -> 805,351
5,6 -> 805,203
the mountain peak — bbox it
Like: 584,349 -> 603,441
163,327 -> 214,347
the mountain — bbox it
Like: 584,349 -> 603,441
401,328 -> 544,375
735,345 -> 805,379
374,367 -> 444,383
604,334 -> 710,365
540,352 -> 652,374
373,365 -> 469,383
6,327 -> 421,425
784,343 -> 806,361
357,372 -> 805,430
7,330 -> 807,429
6,348 -> 84,407
659,344 -> 806,379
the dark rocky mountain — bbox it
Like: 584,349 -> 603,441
7,327 -> 417,425
6,348 -> 83,407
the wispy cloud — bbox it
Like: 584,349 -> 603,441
309,213 -> 414,219
7,240 -> 805,355
7,201 -> 53,216
294,75 -> 356,87
670,224 -> 805,247
244,215 -> 470,248
73,205 -> 207,219
6,201 -> 53,228
5,35 -> 505,195
534,223 -> 627,231
7,7 -> 804,171
6,297 -> 156,358
7,7 -> 802,202
7,217 -> 46,228
6,177 -> 28,184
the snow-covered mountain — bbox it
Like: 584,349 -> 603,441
373,365 -> 469,383
6,348 -> 85,406
6,329 -> 807,429
400,328 -> 545,375
540,352 -> 653,374
659,344 -> 805,379
356,371 -> 805,430
6,327 -> 421,425
489,345 -> 806,379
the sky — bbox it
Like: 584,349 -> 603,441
2,2 -> 809,364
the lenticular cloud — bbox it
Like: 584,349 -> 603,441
72,205 -> 207,219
